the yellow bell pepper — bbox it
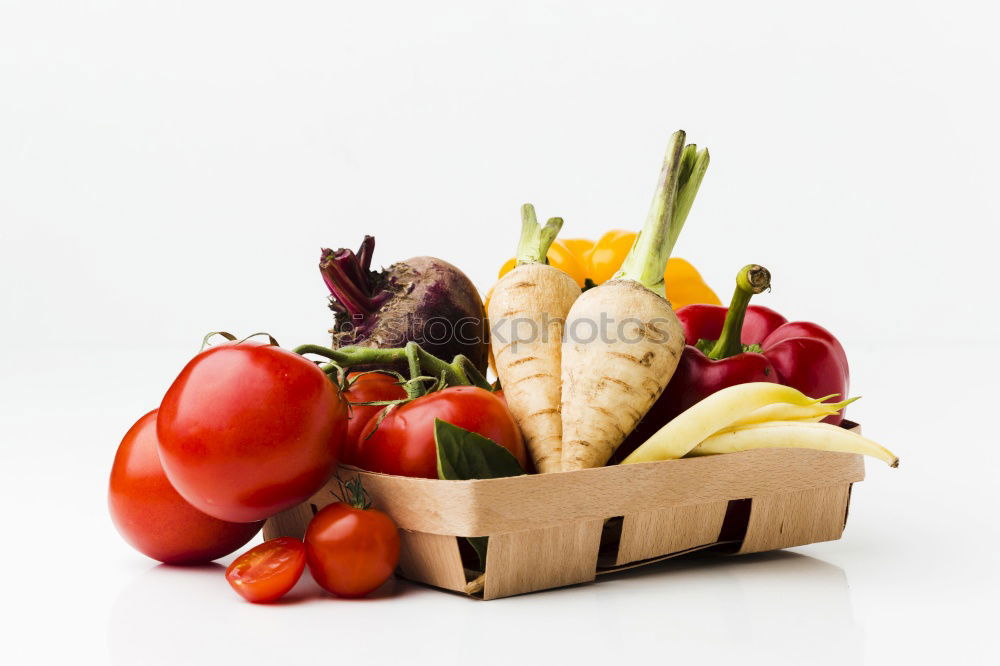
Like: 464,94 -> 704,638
497,230 -> 720,309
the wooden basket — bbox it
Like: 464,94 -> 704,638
264,422 -> 864,600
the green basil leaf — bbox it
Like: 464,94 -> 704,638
434,419 -> 526,572
434,419 -> 527,480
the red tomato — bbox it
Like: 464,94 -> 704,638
225,537 -> 306,603
355,386 -> 527,478
108,410 -> 262,564
305,502 -> 400,598
340,372 -> 407,466
157,342 -> 349,523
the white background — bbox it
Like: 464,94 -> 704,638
1,1 -> 998,664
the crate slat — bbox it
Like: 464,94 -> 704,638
615,500 -> 729,566
397,531 -> 467,592
262,502 -> 313,541
483,519 -> 604,600
739,484 -> 852,554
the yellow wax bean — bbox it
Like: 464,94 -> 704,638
622,382 -> 823,464
729,396 -> 860,428
689,421 -> 899,467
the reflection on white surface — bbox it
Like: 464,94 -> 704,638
108,551 -> 860,666
590,552 -> 862,665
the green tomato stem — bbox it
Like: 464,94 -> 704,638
459,356 -> 491,390
706,264 -> 772,360
292,343 -> 492,391
403,343 -> 428,398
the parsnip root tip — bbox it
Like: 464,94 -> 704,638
463,574 -> 486,595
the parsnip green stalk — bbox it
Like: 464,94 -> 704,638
621,382 -> 823,464
689,421 -> 899,467
561,131 -> 710,470
489,205 -> 580,473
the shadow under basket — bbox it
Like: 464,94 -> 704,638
264,421 -> 865,600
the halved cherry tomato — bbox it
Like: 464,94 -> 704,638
157,342 -> 349,523
225,537 -> 306,603
355,386 -> 527,478
340,372 -> 407,466
108,410 -> 262,564
305,502 -> 400,598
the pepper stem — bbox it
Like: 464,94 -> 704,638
515,204 -> 563,265
616,131 -> 710,297
706,264 -> 772,360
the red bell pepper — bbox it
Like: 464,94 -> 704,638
613,265 -> 850,462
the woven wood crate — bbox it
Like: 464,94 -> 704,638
264,423 -> 864,600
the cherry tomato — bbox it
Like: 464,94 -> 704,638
225,537 -> 306,603
355,386 -> 527,478
339,372 -> 407,466
305,502 -> 400,598
157,342 -> 349,523
108,410 -> 262,564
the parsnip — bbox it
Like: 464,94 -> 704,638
620,382 -> 822,464
561,131 -> 709,470
689,421 -> 899,467
489,205 -> 580,473
730,396 -> 859,427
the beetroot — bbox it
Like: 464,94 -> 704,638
319,236 -> 488,372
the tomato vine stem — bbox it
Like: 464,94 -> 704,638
293,342 -> 492,392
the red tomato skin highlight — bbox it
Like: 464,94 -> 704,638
355,386 -> 527,479
108,410 -> 262,565
225,537 -> 306,603
305,503 -> 401,598
156,343 -> 349,522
